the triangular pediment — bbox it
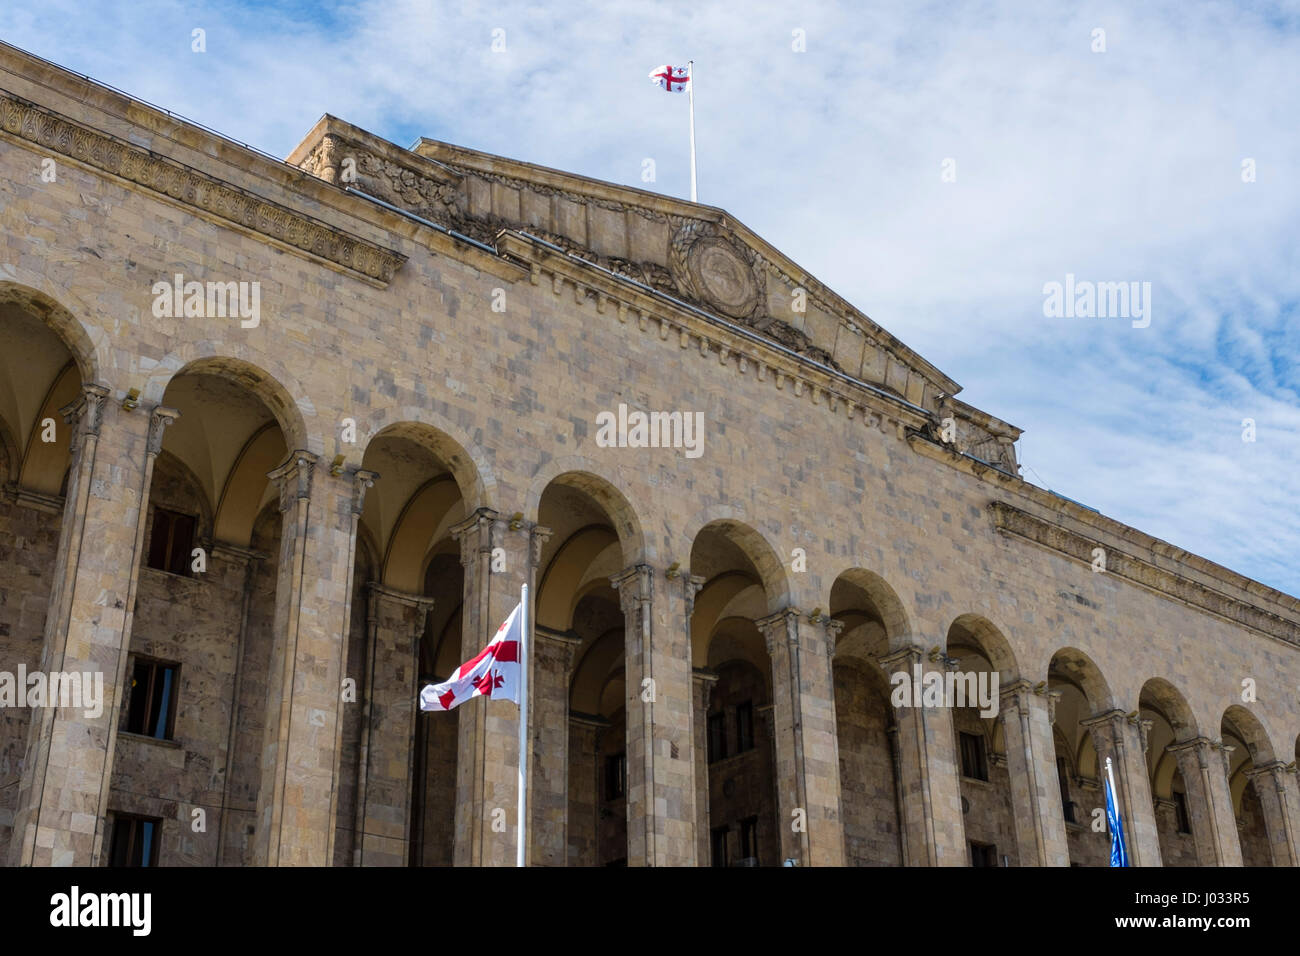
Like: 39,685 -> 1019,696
289,118 -> 965,413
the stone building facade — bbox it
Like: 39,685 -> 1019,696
0,41 -> 1297,867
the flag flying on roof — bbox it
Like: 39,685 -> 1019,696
419,603 -> 521,712
649,64 -> 690,92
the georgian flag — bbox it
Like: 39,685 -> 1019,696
649,64 -> 690,92
419,603 -> 521,712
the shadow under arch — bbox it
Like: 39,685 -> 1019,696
688,514 -> 790,617
363,419 -> 494,516
0,279 -> 100,384
156,354 -> 310,453
829,567 -> 912,654
526,458 -> 647,567
946,613 -> 1020,684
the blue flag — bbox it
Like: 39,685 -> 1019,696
1104,757 -> 1130,867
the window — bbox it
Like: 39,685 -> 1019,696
736,701 -> 754,753
147,507 -> 196,575
1057,757 -> 1076,824
1173,790 -> 1191,834
740,816 -> 758,862
707,712 -> 727,763
125,658 -> 178,740
108,815 -> 161,867
969,841 -> 998,867
959,731 -> 988,781
604,752 -> 626,801
710,826 -> 729,867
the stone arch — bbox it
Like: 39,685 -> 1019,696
1047,646 -> 1115,713
363,418 -> 494,515
828,567 -> 911,651
687,513 -> 790,617
946,613 -> 1019,684
1222,704 -> 1277,767
0,279 -> 100,384
526,458 -> 647,566
146,351 -> 311,452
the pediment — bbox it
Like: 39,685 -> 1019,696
289,118 -> 960,410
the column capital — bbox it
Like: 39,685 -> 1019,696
610,563 -> 653,613
451,507 -> 500,567
529,524 -> 553,564
879,643 -> 925,674
1244,760 -> 1290,792
60,382 -> 111,432
535,624 -> 583,650
755,606 -> 800,657
268,450 -> 318,513
349,468 -> 380,516
146,405 -> 181,456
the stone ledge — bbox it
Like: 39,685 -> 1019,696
0,89 -> 407,286
989,500 -> 1300,648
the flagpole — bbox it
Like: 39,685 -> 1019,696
517,582 -> 529,867
687,59 -> 697,202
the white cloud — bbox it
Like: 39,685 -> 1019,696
2,0 -> 1296,592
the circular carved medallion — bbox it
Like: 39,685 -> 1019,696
687,237 -> 760,319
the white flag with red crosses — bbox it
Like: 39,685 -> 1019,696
649,64 -> 690,92
419,603 -> 521,711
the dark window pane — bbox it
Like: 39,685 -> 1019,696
960,732 -> 988,781
126,659 -> 178,741
707,712 -> 726,763
711,826 -> 728,868
737,701 -> 754,752
146,510 -> 172,571
168,511 -> 195,576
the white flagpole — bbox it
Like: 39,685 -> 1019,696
687,60 -> 698,202
517,582 -> 529,867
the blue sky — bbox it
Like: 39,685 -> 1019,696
2,0 -> 1297,595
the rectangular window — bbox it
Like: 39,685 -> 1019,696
959,731 -> 988,782
969,841 -> 997,867
736,701 -> 754,753
146,507 -> 196,576
707,712 -> 727,763
1173,790 -> 1191,834
108,814 -> 161,867
604,752 -> 626,802
711,826 -> 729,868
125,658 -> 178,740
740,816 -> 758,862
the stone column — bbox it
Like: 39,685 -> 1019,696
1245,761 -> 1300,867
1168,736 -> 1242,866
1082,709 -> 1162,867
692,666 -> 718,866
251,456 -> 373,866
877,644 -> 967,865
755,608 -> 845,867
611,564 -> 698,867
449,510 -> 542,865
352,583 -> 433,866
529,625 -> 579,866
8,389 -> 178,866
997,679 -> 1069,866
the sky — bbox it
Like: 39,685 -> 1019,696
1,0 -> 1297,595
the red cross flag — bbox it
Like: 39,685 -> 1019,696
419,603 -> 521,711
649,64 -> 690,92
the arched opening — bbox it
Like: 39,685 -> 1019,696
691,521 -> 782,866
1221,707 -> 1276,866
109,362 -> 294,866
356,423 -> 473,867
1138,679 -> 1200,865
829,568 -> 906,866
947,615 -> 1018,866
0,296 -> 86,861
1048,647 -> 1114,867
536,475 -> 630,867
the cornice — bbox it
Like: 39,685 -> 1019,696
989,501 -> 1300,647
0,89 -> 407,286
497,230 -> 932,437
